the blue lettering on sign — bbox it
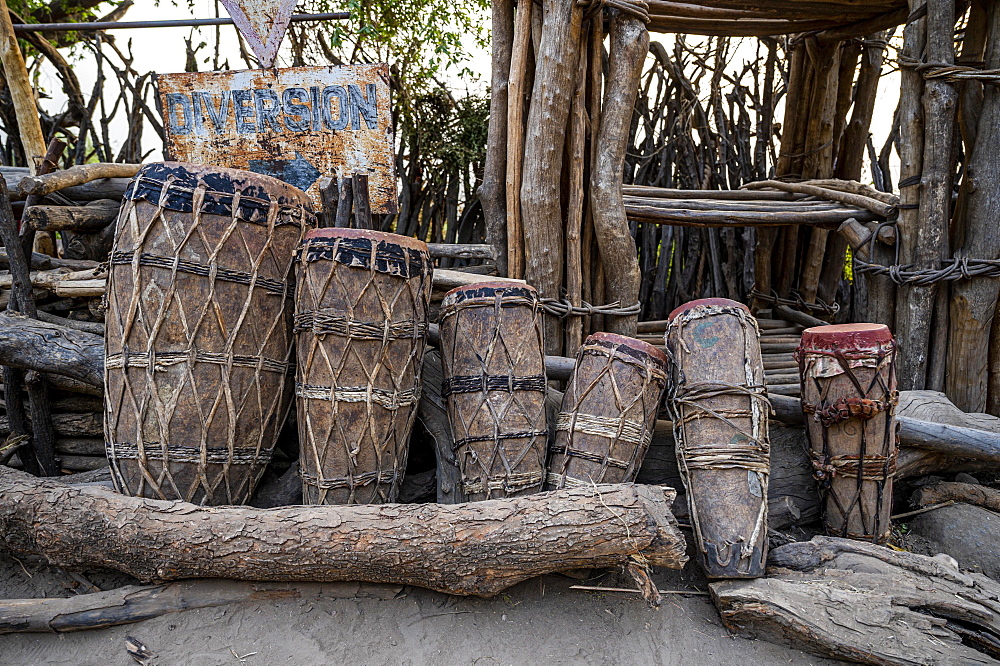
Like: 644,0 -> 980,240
254,89 -> 282,132
321,86 -> 349,131
171,84 -> 381,136
196,91 -> 231,132
348,84 -> 377,129
232,89 -> 256,134
165,93 -> 193,135
282,88 -> 310,132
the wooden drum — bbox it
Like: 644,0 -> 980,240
105,162 -> 313,505
796,323 -> 898,544
294,228 -> 432,504
666,298 -> 770,578
546,332 -> 668,490
439,282 -> 547,501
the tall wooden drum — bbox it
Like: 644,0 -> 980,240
439,282 -> 547,501
666,298 -> 770,578
546,332 -> 668,490
796,323 -> 898,544
105,162 -> 313,505
294,228 -> 432,505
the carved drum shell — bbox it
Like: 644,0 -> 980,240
104,162 -> 314,505
439,282 -> 547,501
546,332 -> 668,490
666,298 -> 770,578
294,228 -> 431,505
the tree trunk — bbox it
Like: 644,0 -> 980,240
478,0 -> 513,275
712,536 -> 1000,665
589,11 -> 647,337
520,0 -> 582,352
947,1 -> 1000,412
0,467 -> 687,597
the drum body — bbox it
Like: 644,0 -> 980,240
546,332 -> 667,489
105,162 -> 313,505
294,228 -> 431,504
666,298 -> 770,578
439,282 -> 547,501
796,323 -> 897,543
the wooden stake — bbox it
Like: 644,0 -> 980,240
0,0 -> 44,174
505,0 -> 532,280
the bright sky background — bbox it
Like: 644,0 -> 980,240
31,1 -> 899,183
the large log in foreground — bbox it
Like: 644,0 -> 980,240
0,467 -> 687,597
712,536 -> 1000,665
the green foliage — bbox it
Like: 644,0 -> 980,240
405,89 -> 488,177
291,0 -> 489,118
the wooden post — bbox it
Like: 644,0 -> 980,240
520,0 -> 583,353
948,1 -> 1000,412
589,11 -> 647,338
479,0 -> 513,276
352,173 -> 372,230
0,0 -> 45,173
505,0 -> 532,280
892,0 -> 929,390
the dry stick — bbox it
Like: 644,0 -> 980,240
893,1 -> 929,390
564,25 -> 588,355
0,0 -> 44,173
24,200 -> 119,232
581,16 -> 602,337
797,38 -> 842,304
0,579 -> 400,635
318,178 -> 338,228
520,0 -> 583,354
17,163 -> 141,197
352,173 -> 372,230
0,181 -> 39,476
742,181 -> 895,219
590,11 -> 647,338
948,2 -> 1000,412
334,176 -> 353,229
774,43 -> 811,299
3,138 -> 65,477
479,0 -> 513,276
505,0 -> 531,280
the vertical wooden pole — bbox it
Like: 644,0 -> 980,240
896,0 -> 955,392
0,0 -> 45,174
949,1 -> 1000,411
589,10 -> 646,338
521,0 -> 583,353
480,0 -> 514,276
564,25 -> 588,355
505,0 -> 533,280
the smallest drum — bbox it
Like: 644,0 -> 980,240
439,282 -> 548,501
546,333 -> 668,489
294,228 -> 432,505
796,323 -> 898,543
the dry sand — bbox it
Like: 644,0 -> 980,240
0,551 -> 843,666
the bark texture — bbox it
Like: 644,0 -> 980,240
0,467 -> 687,596
712,536 -> 1000,665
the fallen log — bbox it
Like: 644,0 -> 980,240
0,579 -> 400,635
0,413 -> 102,437
912,481 -> 1000,513
0,248 -> 98,270
17,163 -> 141,197
24,199 -> 120,232
711,536 -> 1000,665
0,467 -> 687,597
0,312 -> 103,386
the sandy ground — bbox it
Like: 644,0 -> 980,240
0,551 -> 842,666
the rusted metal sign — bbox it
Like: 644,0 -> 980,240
156,65 -> 397,213
218,0 -> 296,68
